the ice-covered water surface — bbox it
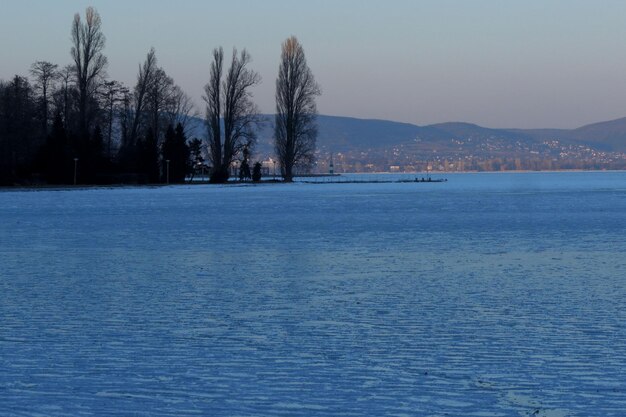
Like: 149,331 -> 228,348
1,172 -> 625,416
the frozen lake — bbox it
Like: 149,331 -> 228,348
1,171 -> 625,416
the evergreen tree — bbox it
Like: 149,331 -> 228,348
88,125 -> 106,182
42,113 -> 70,183
137,128 -> 159,183
161,123 -> 189,183
188,138 -> 204,179
0,76 -> 39,184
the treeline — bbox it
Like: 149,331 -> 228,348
0,8 -> 198,185
0,7 -> 320,185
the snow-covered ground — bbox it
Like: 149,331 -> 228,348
1,172 -> 625,416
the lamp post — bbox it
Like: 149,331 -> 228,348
73,158 -> 79,185
166,159 -> 170,184
273,160 -> 276,180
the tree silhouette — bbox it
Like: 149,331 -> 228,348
30,61 -> 59,136
41,114 -> 70,183
70,7 -> 107,140
137,128 -> 159,183
252,162 -> 262,182
204,47 -> 260,183
0,76 -> 38,184
274,36 -> 321,182
162,123 -> 190,183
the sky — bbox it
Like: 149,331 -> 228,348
2,0 -> 626,129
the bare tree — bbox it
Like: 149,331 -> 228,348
204,47 -> 261,183
70,6 -> 107,138
122,47 -> 194,177
100,80 -> 124,157
166,85 -> 197,136
129,50 -> 190,144
52,65 -> 75,127
30,61 -> 58,135
128,48 -> 157,148
146,67 -> 174,139
204,47 -> 223,182
118,85 -> 132,147
274,36 -> 321,182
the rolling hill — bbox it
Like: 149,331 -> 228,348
188,114 -> 626,170
249,115 -> 626,153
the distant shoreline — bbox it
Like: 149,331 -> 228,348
1,169 -> 624,192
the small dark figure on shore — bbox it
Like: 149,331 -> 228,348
239,145 -> 252,181
252,162 -> 262,182
239,160 -> 251,181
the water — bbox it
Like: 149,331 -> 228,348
1,172 -> 625,416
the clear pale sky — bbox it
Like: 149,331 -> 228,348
2,0 -> 626,129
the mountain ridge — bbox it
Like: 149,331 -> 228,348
246,114 -> 626,153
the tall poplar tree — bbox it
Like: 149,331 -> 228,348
274,36 -> 321,182
70,6 -> 107,139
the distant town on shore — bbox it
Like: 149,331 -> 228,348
220,114 -> 626,175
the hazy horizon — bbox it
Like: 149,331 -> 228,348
3,1 -> 626,129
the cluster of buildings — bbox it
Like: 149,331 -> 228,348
309,139 -> 626,173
